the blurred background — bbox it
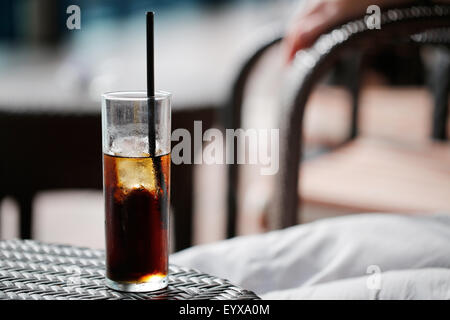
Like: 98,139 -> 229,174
0,0 -> 449,251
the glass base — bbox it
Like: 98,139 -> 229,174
105,275 -> 168,292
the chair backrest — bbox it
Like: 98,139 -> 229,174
222,24 -> 284,238
225,4 -> 450,237
0,111 -> 103,192
0,110 -> 102,238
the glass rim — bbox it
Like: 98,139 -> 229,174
102,90 -> 171,101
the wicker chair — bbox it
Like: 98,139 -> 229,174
225,3 -> 450,236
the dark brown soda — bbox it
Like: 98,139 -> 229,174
103,153 -> 170,283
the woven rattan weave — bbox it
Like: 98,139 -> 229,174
0,239 -> 259,300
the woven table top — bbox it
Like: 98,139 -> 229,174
0,239 -> 259,300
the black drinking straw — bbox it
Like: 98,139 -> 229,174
146,12 -> 156,157
146,11 -> 166,197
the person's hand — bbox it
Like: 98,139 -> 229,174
283,0 -> 413,63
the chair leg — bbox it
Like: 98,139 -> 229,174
226,144 -> 238,239
348,53 -> 364,140
329,52 -> 364,142
18,193 -> 34,239
430,47 -> 449,141
171,163 -> 194,252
